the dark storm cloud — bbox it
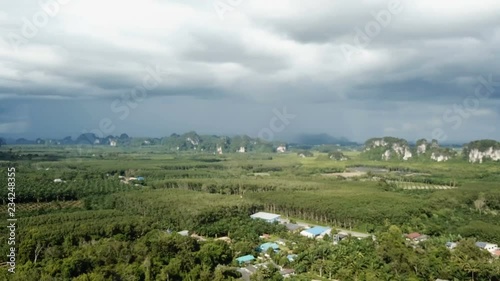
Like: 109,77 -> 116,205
181,31 -> 291,73
0,0 -> 499,141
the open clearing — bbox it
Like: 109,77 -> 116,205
387,180 -> 457,190
321,171 -> 366,178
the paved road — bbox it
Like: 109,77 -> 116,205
237,268 -> 251,281
336,229 -> 372,238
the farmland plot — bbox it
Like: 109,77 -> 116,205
387,180 -> 457,190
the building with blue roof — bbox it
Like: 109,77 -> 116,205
258,242 -> 280,252
300,226 -> 331,238
287,254 -> 298,262
236,255 -> 255,265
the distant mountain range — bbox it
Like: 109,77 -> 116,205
0,132 -> 280,153
1,133 -> 498,163
291,133 -> 358,146
0,132 -> 358,147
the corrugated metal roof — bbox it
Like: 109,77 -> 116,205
304,226 -> 330,236
250,212 -> 280,220
259,242 -> 279,252
406,232 -> 422,240
476,242 -> 487,248
236,255 -> 255,263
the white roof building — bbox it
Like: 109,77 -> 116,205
277,145 -> 287,153
476,242 -> 498,253
250,212 -> 281,223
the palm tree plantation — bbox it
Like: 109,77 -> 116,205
1,136 -> 499,280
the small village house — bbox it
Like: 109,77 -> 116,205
287,254 -> 298,262
276,145 -> 287,153
236,255 -> 255,265
259,234 -> 271,239
446,242 -> 458,250
475,242 -> 498,254
250,212 -> 281,223
405,232 -> 428,243
275,239 -> 286,246
300,226 -> 331,238
258,242 -> 279,253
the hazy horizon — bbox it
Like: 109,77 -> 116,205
0,129 -> 489,146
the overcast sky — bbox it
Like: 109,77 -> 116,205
0,0 -> 499,143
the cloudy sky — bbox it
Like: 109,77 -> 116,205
0,0 -> 499,143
